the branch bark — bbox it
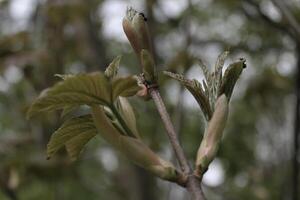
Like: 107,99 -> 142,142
149,88 -> 206,200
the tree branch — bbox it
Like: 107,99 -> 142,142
149,88 -> 189,173
149,87 -> 206,200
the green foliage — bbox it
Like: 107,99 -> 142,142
195,95 -> 229,176
27,58 -> 142,160
164,71 -> 212,120
91,105 -> 180,182
116,97 -> 140,138
165,53 -> 246,178
111,76 -> 141,100
104,56 -> 121,79
219,58 -> 246,100
27,57 -> 182,183
27,73 -> 111,118
47,115 -> 97,161
27,73 -> 141,118
1,0 -> 293,198
164,52 -> 246,121
122,7 -> 152,60
141,49 -> 157,83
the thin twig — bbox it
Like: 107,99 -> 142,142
149,88 -> 189,173
149,87 -> 206,200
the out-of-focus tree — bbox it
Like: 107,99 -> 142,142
0,0 -> 299,199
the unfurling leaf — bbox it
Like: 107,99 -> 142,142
164,71 -> 212,120
112,75 -> 141,100
165,53 -> 245,122
119,136 -> 161,169
61,105 -> 78,118
105,56 -> 121,79
91,106 -> 121,147
141,49 -> 156,83
195,95 -> 228,176
197,59 -> 212,89
214,51 -> 229,77
27,73 -> 111,118
214,51 -> 229,96
91,106 -> 181,182
122,7 -> 152,59
117,97 -> 140,138
47,115 -> 97,160
219,58 -> 246,100
65,130 -> 97,161
118,136 -> 180,181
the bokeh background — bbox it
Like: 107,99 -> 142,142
0,0 -> 299,199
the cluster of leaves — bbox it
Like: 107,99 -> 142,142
27,47 -> 246,184
27,5 -> 246,189
164,51 -> 246,176
164,51 -> 246,122
27,57 -> 181,182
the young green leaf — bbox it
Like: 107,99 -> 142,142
123,7 -> 152,59
119,132 -> 180,181
91,105 -> 181,182
197,59 -> 212,89
219,58 -> 246,100
91,106 -> 122,147
104,56 -> 121,79
27,73 -> 111,118
119,135 -> 161,168
65,129 -> 97,161
141,49 -> 156,83
164,71 -> 212,120
214,51 -> 229,77
61,105 -> 78,118
47,115 -> 97,160
116,97 -> 139,138
195,95 -> 228,176
214,51 -> 229,96
112,75 -> 141,100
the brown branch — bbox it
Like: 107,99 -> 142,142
149,88 -> 189,173
149,88 -> 206,200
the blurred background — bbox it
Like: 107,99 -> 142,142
0,0 -> 299,199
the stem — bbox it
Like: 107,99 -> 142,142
110,104 -> 137,138
149,88 -> 206,200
